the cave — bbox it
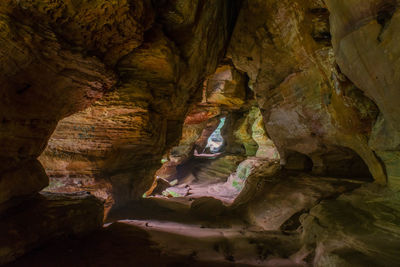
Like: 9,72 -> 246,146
1,1 -> 400,266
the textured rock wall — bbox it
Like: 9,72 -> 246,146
228,0 -> 386,183
0,0 -> 154,260
301,184 -> 400,266
1,1 -> 400,265
149,62 -> 278,192
0,1 -> 241,261
39,1 -> 241,208
326,0 -> 400,189
0,0 -> 137,206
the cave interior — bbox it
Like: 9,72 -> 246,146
1,0 -> 400,266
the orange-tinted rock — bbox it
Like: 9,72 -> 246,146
184,106 -> 221,125
39,1 -> 241,209
205,65 -> 246,109
228,0 -> 386,183
326,0 -> 400,189
0,2 -> 118,204
4,0 -> 154,65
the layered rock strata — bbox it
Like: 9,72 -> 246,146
38,1 -> 241,209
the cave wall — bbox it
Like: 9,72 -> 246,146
0,0 -> 137,207
0,0 -> 242,262
37,1 -> 242,208
325,0 -> 400,189
2,0 -> 398,211
228,0 -> 387,183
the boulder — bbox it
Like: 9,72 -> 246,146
301,184 -> 400,266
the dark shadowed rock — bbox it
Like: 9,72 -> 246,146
0,192 -> 103,265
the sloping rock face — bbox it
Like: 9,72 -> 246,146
240,172 -> 361,231
228,0 -> 386,184
301,184 -> 400,266
0,160 -> 48,207
38,1 -> 241,208
205,64 -> 247,108
326,0 -> 400,189
2,1 -> 400,265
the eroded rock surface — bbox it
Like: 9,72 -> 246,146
301,184 -> 400,266
326,0 -> 400,189
39,1 -> 241,209
228,0 -> 386,184
242,173 -> 362,231
0,0 -> 118,204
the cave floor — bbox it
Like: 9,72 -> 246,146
8,194 -> 304,267
7,220 -> 303,267
7,175 -> 400,267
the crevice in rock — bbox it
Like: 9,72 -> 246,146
308,7 -> 331,45
280,209 -> 308,232
376,0 -> 397,42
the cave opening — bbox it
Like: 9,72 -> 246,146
283,149 -> 374,182
202,116 -> 226,154
318,147 -> 374,182
284,151 -> 314,172
30,51 -> 380,266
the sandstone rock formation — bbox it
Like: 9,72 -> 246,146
326,0 -> 400,189
1,0 -> 400,265
228,0 -> 386,184
0,3 -> 116,206
38,1 -> 241,210
0,0 -> 241,263
301,184 -> 400,266
145,62 -> 279,201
